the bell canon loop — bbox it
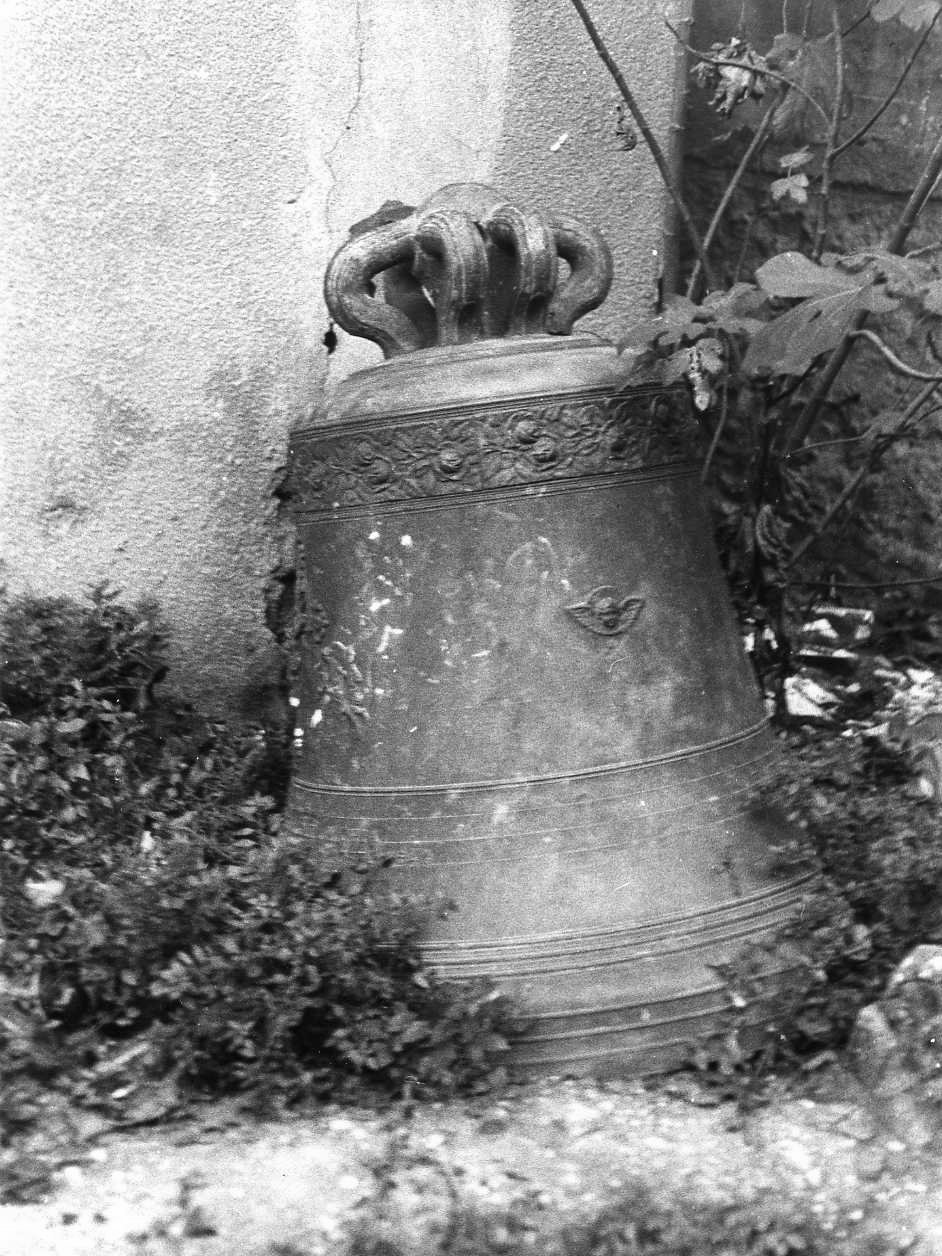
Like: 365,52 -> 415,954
286,184 -> 812,1075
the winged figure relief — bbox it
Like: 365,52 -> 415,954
565,586 -> 645,636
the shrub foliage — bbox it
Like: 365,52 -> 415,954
0,588 -> 512,1107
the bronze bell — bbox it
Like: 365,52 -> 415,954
285,184 -> 811,1076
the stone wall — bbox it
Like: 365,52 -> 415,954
0,0 -> 688,713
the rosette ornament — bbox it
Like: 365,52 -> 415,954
324,183 -> 613,359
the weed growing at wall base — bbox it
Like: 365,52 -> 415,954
0,588 -> 514,1122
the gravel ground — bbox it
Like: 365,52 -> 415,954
3,1069 -> 942,1255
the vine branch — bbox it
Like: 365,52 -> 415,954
700,376 -> 731,483
847,330 -> 942,381
886,127 -> 942,255
811,4 -> 844,262
788,126 -> 942,454
786,380 -> 940,568
832,9 -> 940,161
686,106 -> 776,300
568,0 -> 715,292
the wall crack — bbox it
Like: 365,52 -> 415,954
324,0 -> 365,238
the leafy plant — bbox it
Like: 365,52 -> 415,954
0,583 -> 168,718
571,0 -> 942,1060
570,0 -> 942,695
690,707 -> 942,1088
0,589 -> 515,1123
16,838 -> 512,1102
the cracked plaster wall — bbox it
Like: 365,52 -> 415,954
0,0 -> 685,712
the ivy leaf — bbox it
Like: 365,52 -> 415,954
756,252 -> 862,298
701,284 -> 770,338
652,295 -> 704,346
837,248 -> 932,295
617,296 -> 708,355
871,0 -> 941,28
743,285 -> 897,377
702,282 -> 764,313
778,147 -> 812,170
771,173 -> 810,205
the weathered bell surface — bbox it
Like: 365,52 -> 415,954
285,184 -> 811,1075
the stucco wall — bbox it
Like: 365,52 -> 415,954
0,0 -> 687,713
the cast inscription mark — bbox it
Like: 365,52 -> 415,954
565,586 -> 645,636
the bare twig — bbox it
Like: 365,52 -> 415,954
786,380 -> 940,568
798,432 -> 871,453
785,313 -> 865,454
686,106 -> 776,300
568,0 -> 715,290
886,127 -> 942,255
662,7 -> 692,298
840,10 -> 871,39
811,3 -> 844,261
787,127 -> 942,454
833,9 -> 940,160
846,330 -> 942,381
786,463 -> 878,569
732,209 -> 758,284
792,572 -> 942,589
700,377 -> 731,483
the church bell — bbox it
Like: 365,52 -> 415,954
285,184 -> 812,1075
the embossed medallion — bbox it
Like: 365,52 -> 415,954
565,586 -> 645,636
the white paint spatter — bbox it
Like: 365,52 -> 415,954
368,530 -> 380,541
550,131 -> 570,152
376,624 -> 404,654
289,695 -> 300,707
399,534 -> 413,548
310,709 -> 323,727
369,597 -> 391,614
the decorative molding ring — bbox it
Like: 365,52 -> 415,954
290,389 -> 698,514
